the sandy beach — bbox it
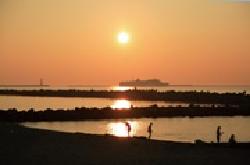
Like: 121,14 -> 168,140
1,123 -> 250,165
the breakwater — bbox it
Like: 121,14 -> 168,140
1,106 -> 250,122
0,89 -> 249,104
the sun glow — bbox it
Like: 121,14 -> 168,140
117,32 -> 129,44
108,122 -> 138,137
111,86 -> 133,91
111,100 -> 131,109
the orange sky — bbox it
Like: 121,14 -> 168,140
1,0 -> 250,85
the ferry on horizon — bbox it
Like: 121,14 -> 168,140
119,79 -> 169,87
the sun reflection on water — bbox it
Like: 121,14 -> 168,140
111,100 -> 131,109
108,121 -> 138,137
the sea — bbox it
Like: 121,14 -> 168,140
1,85 -> 249,111
1,85 -> 250,142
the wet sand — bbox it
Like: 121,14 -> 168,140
1,123 -> 250,165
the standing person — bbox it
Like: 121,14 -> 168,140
217,126 -> 223,143
147,122 -> 153,139
125,122 -> 131,137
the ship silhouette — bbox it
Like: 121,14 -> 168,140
119,79 -> 169,87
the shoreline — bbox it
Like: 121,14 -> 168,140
1,123 -> 250,165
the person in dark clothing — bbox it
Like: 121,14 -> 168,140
217,126 -> 223,143
147,122 -> 153,139
125,122 -> 131,137
229,134 -> 236,144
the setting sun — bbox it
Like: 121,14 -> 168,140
1,0 -> 250,164
117,32 -> 129,44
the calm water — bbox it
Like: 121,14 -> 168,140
0,96 -> 189,111
3,86 -> 249,142
23,117 -> 250,143
0,85 -> 248,111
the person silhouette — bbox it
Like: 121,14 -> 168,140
147,122 -> 153,139
228,134 -> 236,144
125,122 -> 131,137
217,126 -> 223,143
